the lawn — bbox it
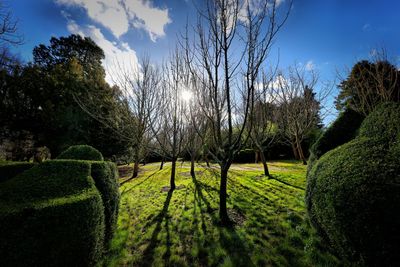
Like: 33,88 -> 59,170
104,161 -> 340,267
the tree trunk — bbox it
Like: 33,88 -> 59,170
170,159 -> 176,190
131,148 -> 141,178
190,154 -> 196,178
259,150 -> 270,177
296,140 -> 307,165
219,166 -> 230,226
205,155 -> 210,167
255,151 -> 259,163
291,142 -> 299,160
160,158 -> 164,170
131,160 -> 139,178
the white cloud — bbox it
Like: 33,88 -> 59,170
305,60 -> 315,71
124,0 -> 171,42
239,0 -> 285,23
66,19 -> 139,85
56,0 -> 171,41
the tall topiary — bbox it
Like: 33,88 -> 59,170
0,160 -> 105,266
307,102 -> 400,265
306,108 -> 364,228
91,161 -> 120,248
57,145 -> 104,161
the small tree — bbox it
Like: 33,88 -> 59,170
248,73 -> 278,176
149,49 -> 187,190
184,0 -> 291,225
274,65 -> 328,164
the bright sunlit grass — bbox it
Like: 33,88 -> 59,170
104,161 -> 339,266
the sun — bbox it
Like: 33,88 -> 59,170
181,90 -> 193,102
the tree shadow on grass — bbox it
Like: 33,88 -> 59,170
138,189 -> 174,266
268,175 -> 305,191
191,171 -> 256,267
120,169 -> 161,196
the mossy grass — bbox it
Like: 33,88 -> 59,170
104,161 -> 339,267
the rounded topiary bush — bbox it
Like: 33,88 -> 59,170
307,102 -> 400,266
0,160 -> 105,267
358,102 -> 400,143
309,108 -> 364,161
57,145 -> 104,161
91,161 -> 120,248
306,108 -> 364,229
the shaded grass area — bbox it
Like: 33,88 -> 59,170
104,161 -> 340,266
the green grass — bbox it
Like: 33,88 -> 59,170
104,161 -> 340,267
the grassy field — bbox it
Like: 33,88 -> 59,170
104,161 -> 340,267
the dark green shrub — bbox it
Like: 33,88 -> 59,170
309,108 -> 365,161
57,145 -> 104,161
0,160 -> 105,267
234,149 -> 256,163
91,161 -> 120,248
358,102 -> 400,143
0,161 -> 35,182
306,109 -> 364,227
308,103 -> 400,265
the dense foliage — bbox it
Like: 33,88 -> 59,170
358,102 -> 400,143
0,35 -> 131,159
57,144 -> 104,161
307,103 -> 400,265
0,160 -> 105,266
336,59 -> 400,115
309,108 -> 364,162
0,161 -> 35,182
91,161 -> 120,247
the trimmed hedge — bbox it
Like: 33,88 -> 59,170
307,103 -> 400,265
91,161 -> 120,248
306,109 -> 364,226
0,160 -> 105,267
309,108 -> 364,161
57,145 -> 104,161
0,161 -> 35,183
358,102 -> 400,143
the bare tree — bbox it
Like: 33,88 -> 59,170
111,56 -> 159,177
149,49 -> 188,190
185,96 -> 209,177
274,65 -> 331,164
247,72 -> 278,176
0,3 -> 22,45
0,3 -> 23,69
75,55 -> 159,178
183,0 -> 291,225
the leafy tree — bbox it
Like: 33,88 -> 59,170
336,59 -> 400,115
1,35 -> 129,158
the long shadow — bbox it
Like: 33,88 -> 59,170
192,172 -> 256,266
120,169 -> 162,196
228,168 -> 305,191
191,173 -> 217,216
139,189 -> 174,266
268,175 -> 305,191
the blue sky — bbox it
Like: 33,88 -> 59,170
7,0 -> 400,124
